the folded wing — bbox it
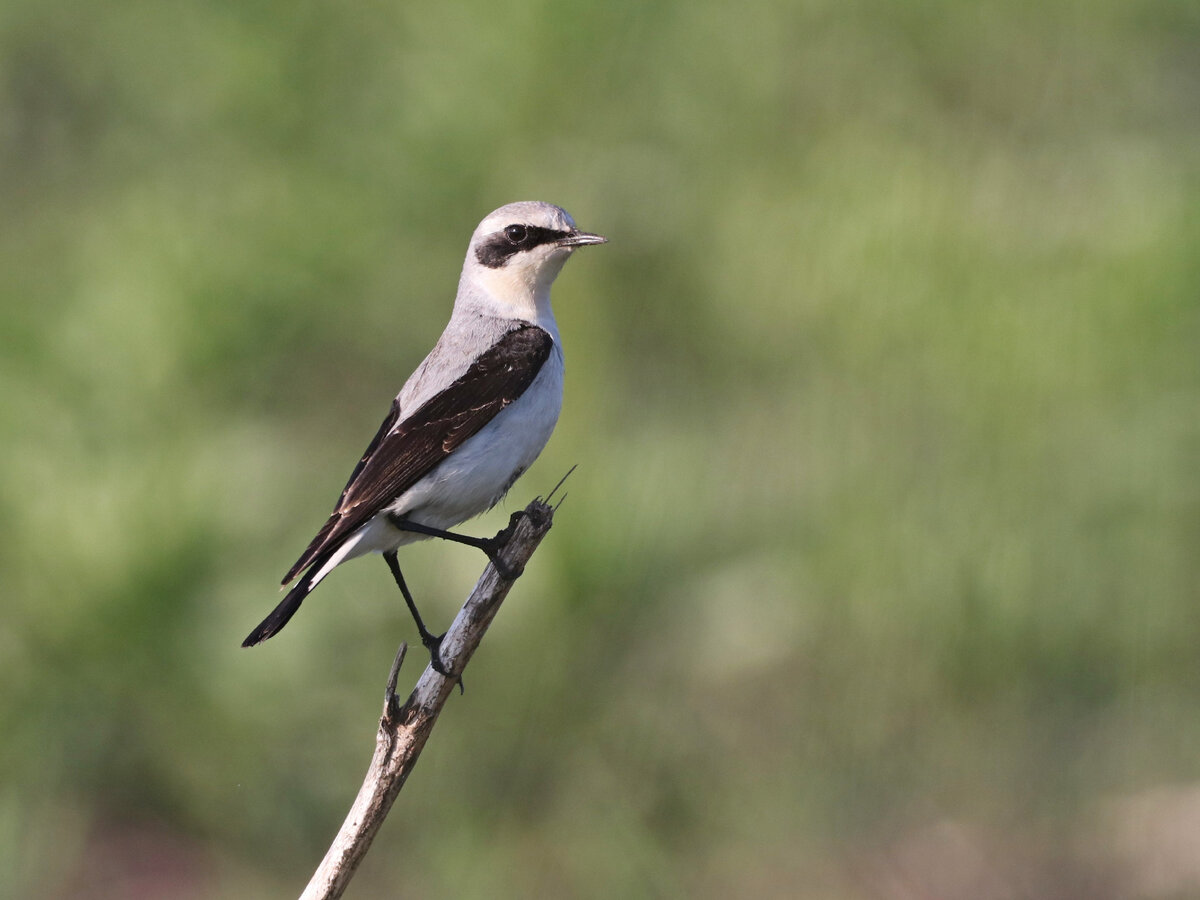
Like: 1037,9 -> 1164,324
282,323 -> 554,584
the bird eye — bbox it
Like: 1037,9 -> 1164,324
504,224 -> 529,244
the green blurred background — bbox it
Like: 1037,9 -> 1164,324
3,0 -> 1198,897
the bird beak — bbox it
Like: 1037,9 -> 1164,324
557,230 -> 608,247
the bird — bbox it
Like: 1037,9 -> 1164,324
242,201 -> 606,673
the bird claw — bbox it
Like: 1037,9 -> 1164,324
422,632 -> 464,694
481,517 -> 525,580
487,549 -> 524,581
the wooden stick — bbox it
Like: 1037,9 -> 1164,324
299,499 -> 555,900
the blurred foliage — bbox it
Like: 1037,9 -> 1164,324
2,0 -> 1199,897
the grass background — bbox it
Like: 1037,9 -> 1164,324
2,0 -> 1198,897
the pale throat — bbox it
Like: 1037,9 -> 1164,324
485,258 -> 567,324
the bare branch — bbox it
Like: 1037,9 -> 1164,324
298,499 -> 556,900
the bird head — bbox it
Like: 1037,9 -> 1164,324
460,201 -> 606,320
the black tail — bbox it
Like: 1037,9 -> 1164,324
242,567 -> 321,647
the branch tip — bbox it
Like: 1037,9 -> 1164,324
384,642 -> 408,721
546,464 -> 578,505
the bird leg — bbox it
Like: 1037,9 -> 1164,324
382,550 -> 462,693
386,513 -> 525,580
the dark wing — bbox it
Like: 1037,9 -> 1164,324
281,323 -> 554,584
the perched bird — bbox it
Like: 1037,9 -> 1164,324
242,201 -> 605,671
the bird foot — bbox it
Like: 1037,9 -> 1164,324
422,631 -> 464,694
481,512 -> 526,579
